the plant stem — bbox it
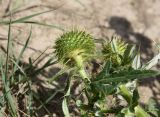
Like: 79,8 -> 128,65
74,55 -> 90,82
119,85 -> 132,105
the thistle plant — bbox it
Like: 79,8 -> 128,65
53,31 -> 160,117
54,30 -> 95,81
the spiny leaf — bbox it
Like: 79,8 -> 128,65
92,70 -> 160,84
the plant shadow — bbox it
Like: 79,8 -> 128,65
103,16 -> 160,102
24,61 -> 81,116
107,16 -> 154,62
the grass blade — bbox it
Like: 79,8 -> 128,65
13,26 -> 32,74
62,75 -> 72,117
38,89 -> 64,110
62,97 -> 70,117
0,9 -> 64,31
22,21 -> 64,31
1,64 -> 18,117
3,19 -> 18,117
27,80 -> 33,116
0,9 -> 58,24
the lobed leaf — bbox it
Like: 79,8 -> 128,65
92,70 -> 160,84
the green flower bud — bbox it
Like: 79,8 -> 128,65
54,30 -> 95,81
54,30 -> 95,67
102,35 -> 127,66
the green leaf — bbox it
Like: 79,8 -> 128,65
92,70 -> 160,84
91,83 -> 116,96
135,105 -> 150,117
121,108 -> 135,117
132,52 -> 141,70
62,76 -> 71,117
62,97 -> 70,117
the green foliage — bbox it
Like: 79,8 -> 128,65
54,32 -> 160,117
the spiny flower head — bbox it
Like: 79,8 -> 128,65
102,35 -> 128,66
54,30 -> 95,66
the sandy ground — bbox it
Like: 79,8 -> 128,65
0,0 -> 160,116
